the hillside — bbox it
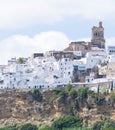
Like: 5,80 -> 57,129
0,87 -> 115,128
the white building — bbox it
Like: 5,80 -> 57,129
0,56 -> 74,89
86,51 -> 107,69
107,54 -> 115,63
108,46 -> 115,55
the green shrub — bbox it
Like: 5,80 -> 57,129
0,125 -> 17,130
49,88 -> 67,103
53,88 -> 66,97
94,96 -> 106,106
92,121 -> 104,130
18,123 -> 38,130
39,125 -> 53,130
52,115 -> 82,130
69,89 -> 77,98
110,92 -> 115,105
32,88 -> 42,101
92,119 -> 115,130
64,126 -> 91,130
87,89 -> 96,96
77,87 -> 88,102
18,57 -> 24,64
66,84 -> 73,93
103,119 -> 115,130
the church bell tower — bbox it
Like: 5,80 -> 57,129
91,21 -> 105,49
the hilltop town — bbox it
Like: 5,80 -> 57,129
0,22 -> 115,129
0,22 -> 115,92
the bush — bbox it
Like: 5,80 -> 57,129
94,96 -> 106,106
64,126 -> 91,130
103,119 -> 115,130
49,88 -> 67,103
110,92 -> 115,106
18,123 -> 38,130
53,88 -> 66,97
92,119 -> 115,130
39,126 -> 91,130
77,87 -> 88,102
52,115 -> 82,130
92,121 -> 104,130
18,57 -> 24,64
32,88 -> 42,101
69,89 -> 77,98
0,125 -> 17,130
87,89 -> 95,96
39,125 -> 53,130
66,84 -> 73,93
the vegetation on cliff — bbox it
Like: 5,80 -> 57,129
0,84 -> 115,129
0,117 -> 115,130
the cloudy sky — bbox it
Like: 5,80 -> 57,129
0,0 -> 115,64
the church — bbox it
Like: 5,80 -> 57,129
65,21 -> 105,52
91,21 -> 105,49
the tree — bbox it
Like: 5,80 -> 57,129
18,57 -> 24,64
110,92 -> 115,107
77,87 -> 88,102
66,84 -> 73,93
32,88 -> 42,101
69,89 -> 77,98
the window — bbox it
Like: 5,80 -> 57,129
65,59 -> 67,62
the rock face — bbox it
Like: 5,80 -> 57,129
0,89 -> 115,127
0,91 -> 33,119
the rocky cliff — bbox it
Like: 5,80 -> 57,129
0,89 -> 115,127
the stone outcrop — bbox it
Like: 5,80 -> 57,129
0,89 -> 115,127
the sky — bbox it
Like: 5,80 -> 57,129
0,0 -> 115,64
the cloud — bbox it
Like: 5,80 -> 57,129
0,28 -> 114,65
0,0 -> 115,29
0,31 -> 70,64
